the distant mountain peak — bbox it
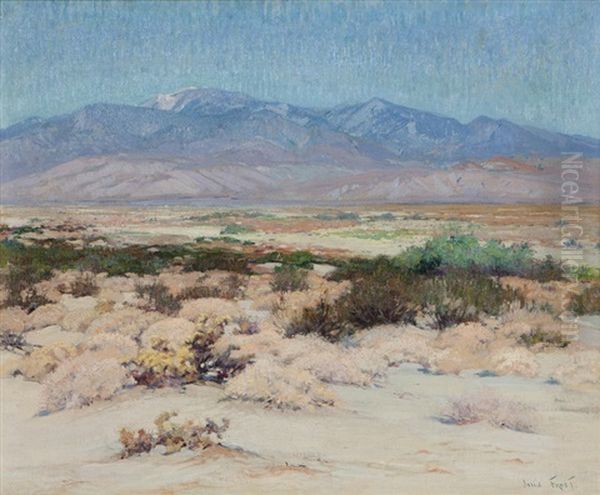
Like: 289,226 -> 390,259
142,87 -> 258,114
2,88 -> 599,195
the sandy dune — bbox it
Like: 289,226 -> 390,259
2,351 -> 599,495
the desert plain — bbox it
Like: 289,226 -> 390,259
1,203 -> 599,494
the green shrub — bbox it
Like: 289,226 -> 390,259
327,255 -> 402,281
270,266 -> 309,292
569,284 -> 600,315
330,235 -> 563,282
183,249 -> 250,273
1,265 -> 50,312
397,235 -> 534,276
135,282 -> 181,315
11,225 -> 43,237
570,265 -> 600,282
220,224 -> 254,235
257,250 -> 319,269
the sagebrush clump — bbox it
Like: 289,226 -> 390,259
285,298 -> 349,342
42,351 -> 133,412
418,272 -> 523,329
337,273 -> 417,328
568,284 -> 600,315
119,411 -> 230,457
443,390 -> 535,432
135,282 -> 181,315
270,265 -> 309,292
69,272 -> 98,297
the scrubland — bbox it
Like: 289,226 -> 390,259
1,204 -> 599,494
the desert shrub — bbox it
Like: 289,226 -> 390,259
280,334 -> 387,386
42,351 -> 133,412
220,224 -> 254,235
219,273 -> 246,299
570,265 -> 600,282
14,343 -> 78,382
0,331 -> 27,352
119,411 -> 230,458
329,235 -> 562,282
196,235 -> 254,245
337,273 -> 417,328
0,239 -> 182,278
2,265 -> 51,312
367,212 -> 396,221
187,331 -> 249,383
527,255 -> 565,282
285,299 -> 349,342
183,249 -> 249,273
442,391 -> 535,432
132,327 -> 247,387
398,235 -> 535,276
11,225 -> 43,237
569,284 -> 600,315
552,350 -> 600,388
315,211 -> 359,221
327,255 -> 402,281
0,239 -> 236,278
257,250 -> 319,269
358,326 -> 436,368
225,357 -> 336,410
132,337 -> 196,387
177,284 -> 215,300
519,327 -> 569,348
488,347 -> 540,379
418,272 -> 523,330
179,273 -> 245,300
84,333 -> 140,362
69,272 -> 98,297
135,282 -> 181,315
270,265 -> 309,292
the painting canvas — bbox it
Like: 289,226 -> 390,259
1,1 -> 599,493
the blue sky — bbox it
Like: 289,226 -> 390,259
1,0 -> 598,136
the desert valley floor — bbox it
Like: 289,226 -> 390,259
1,203 -> 599,494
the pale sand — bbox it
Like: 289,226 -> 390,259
2,357 -> 599,495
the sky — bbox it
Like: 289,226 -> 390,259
1,0 -> 599,136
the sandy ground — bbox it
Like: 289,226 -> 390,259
2,350 -> 599,495
1,204 -> 599,494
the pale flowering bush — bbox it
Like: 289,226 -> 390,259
83,333 -> 140,362
139,318 -> 197,351
13,342 -> 79,382
224,356 -> 336,410
358,325 -> 437,368
442,390 -> 535,432
41,351 -> 134,412
279,334 -> 387,386
552,350 -> 600,388
86,308 -> 162,339
488,347 -> 540,378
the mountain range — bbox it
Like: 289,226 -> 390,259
1,88 -> 599,203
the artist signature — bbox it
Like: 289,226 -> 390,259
522,475 -> 576,491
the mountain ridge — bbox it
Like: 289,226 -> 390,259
1,88 -> 599,203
